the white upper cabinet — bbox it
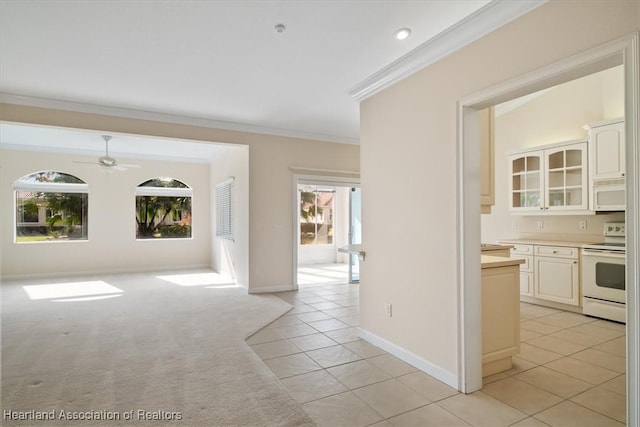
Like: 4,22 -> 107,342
586,118 -> 625,180
508,140 -> 589,214
509,150 -> 545,212
545,143 -> 588,211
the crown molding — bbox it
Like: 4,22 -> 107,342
348,0 -> 548,101
0,93 -> 359,145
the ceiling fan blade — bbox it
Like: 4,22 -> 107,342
117,163 -> 141,168
73,160 -> 101,166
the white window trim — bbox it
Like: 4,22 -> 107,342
13,173 -> 89,244
14,182 -> 89,193
134,178 -> 193,241
135,187 -> 192,197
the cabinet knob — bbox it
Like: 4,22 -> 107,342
622,173 -> 625,177
553,250 -> 557,254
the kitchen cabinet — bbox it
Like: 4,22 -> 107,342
508,140 -> 589,214
585,118 -> 626,211
534,245 -> 580,306
508,151 -> 544,212
586,118 -> 625,180
510,244 -> 534,297
500,241 -> 581,309
480,107 -> 495,214
481,256 -> 523,377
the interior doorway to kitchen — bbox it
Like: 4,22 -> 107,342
294,176 -> 360,289
458,34 -> 638,423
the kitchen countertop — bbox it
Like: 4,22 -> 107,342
498,238 -> 596,247
338,244 -> 366,260
481,255 -> 525,269
481,243 -> 514,251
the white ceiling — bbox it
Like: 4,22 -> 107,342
2,0 -> 547,160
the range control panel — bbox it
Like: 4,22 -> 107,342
604,222 -> 625,237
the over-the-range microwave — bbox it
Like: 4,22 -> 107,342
591,178 -> 625,211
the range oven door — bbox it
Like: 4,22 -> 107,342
581,249 -> 625,303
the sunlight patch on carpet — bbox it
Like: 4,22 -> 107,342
156,272 -> 237,287
23,281 -> 124,301
53,294 -> 123,302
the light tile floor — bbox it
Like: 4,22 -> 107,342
247,280 -> 627,426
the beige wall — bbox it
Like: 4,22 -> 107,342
0,105 -> 360,290
210,144 -> 250,286
0,149 -> 211,278
360,0 -> 639,379
482,66 -> 625,245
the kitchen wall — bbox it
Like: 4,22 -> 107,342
359,0 -> 638,384
0,149 -> 212,278
0,105 -> 360,291
482,65 -> 625,245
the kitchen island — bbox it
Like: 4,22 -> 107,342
481,255 -> 525,377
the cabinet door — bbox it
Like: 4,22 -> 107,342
534,256 -> 580,306
545,143 -> 588,211
509,151 -> 545,212
480,108 -> 495,212
590,121 -> 625,180
520,271 -> 534,297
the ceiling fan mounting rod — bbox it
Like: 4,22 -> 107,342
102,135 -> 112,156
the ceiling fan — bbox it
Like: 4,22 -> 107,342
74,135 -> 140,171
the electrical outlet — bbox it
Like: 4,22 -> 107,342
537,221 -> 544,230
385,303 -> 392,317
579,220 -> 587,230
512,218 -> 518,229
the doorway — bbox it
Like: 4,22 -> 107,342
458,33 -> 638,423
293,175 -> 360,289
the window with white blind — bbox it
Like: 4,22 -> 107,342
216,178 -> 234,240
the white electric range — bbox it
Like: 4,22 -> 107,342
582,222 -> 626,323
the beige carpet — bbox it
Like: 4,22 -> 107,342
1,270 -> 314,426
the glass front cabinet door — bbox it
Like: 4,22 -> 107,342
508,140 -> 589,213
509,150 -> 545,212
544,142 -> 588,211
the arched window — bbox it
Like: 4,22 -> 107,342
14,171 -> 89,242
135,177 -> 192,239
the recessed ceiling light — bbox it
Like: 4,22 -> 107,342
275,24 -> 286,33
394,28 -> 412,40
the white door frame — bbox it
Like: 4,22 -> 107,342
457,33 -> 639,425
292,173 -> 360,290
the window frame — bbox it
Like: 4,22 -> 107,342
134,178 -> 193,241
13,172 -> 89,244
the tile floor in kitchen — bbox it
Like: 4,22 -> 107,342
247,276 -> 626,426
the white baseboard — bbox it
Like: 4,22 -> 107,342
248,284 -> 295,294
358,327 -> 459,390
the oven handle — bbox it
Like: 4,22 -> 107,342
582,250 -> 626,258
